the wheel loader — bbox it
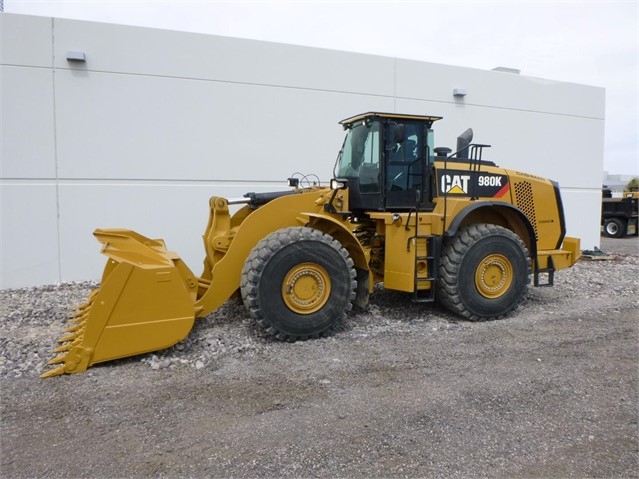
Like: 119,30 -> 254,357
42,112 -> 581,377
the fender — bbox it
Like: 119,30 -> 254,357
444,201 -> 538,258
302,212 -> 369,271
303,212 -> 372,309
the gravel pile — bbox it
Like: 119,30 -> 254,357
1,252 -> 637,379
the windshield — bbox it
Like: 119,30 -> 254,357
334,121 -> 381,192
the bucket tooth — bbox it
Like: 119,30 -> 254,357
41,297 -> 91,377
58,331 -> 81,343
72,308 -> 90,319
78,290 -> 98,305
47,355 -> 66,365
69,314 -> 88,325
73,303 -> 94,317
40,365 -> 66,379
64,323 -> 82,333
41,344 -> 92,377
53,343 -> 72,353
53,338 -> 81,353
73,291 -> 97,316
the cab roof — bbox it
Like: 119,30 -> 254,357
340,112 -> 443,129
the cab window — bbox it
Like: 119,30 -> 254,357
335,121 -> 381,193
386,123 -> 423,192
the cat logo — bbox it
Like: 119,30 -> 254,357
440,174 -> 470,194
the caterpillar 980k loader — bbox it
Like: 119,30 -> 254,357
42,112 -> 581,377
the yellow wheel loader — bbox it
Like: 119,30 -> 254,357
42,112 -> 581,377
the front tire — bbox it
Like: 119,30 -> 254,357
241,227 -> 356,341
437,224 -> 530,321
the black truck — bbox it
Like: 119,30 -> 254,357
601,186 -> 639,237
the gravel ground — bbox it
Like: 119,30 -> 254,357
1,235 -> 637,478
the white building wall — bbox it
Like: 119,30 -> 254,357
1,13 -> 605,289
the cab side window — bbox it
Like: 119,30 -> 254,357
387,123 -> 422,191
359,123 -> 381,193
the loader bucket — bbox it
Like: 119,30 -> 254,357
41,229 -> 200,378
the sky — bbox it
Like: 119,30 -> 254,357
4,0 -> 639,177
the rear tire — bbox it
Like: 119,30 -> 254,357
437,224 -> 530,321
241,227 -> 356,341
603,218 -> 626,238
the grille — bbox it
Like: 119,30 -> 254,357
514,181 -> 538,239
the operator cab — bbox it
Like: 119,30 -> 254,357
333,112 -> 441,212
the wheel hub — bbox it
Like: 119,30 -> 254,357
475,254 -> 513,299
282,263 -> 331,314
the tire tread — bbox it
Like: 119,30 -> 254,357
240,227 -> 356,341
437,223 -> 530,321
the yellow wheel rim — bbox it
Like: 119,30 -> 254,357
282,263 -> 331,314
474,254 -> 513,299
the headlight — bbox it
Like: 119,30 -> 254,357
330,178 -> 347,190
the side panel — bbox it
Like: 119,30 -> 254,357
382,221 -> 416,292
367,211 -> 440,293
434,164 -> 567,253
510,174 -> 565,252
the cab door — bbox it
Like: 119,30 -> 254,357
384,121 -> 432,210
